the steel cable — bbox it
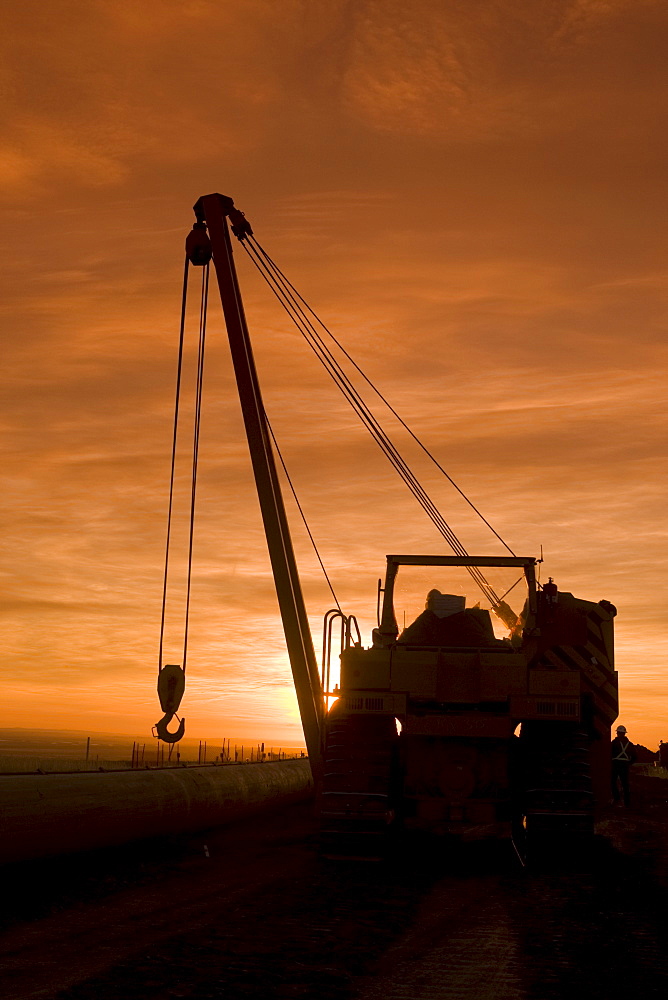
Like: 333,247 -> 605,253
159,255 -> 190,675
265,415 -> 342,613
182,262 -> 210,673
239,238 -> 502,608
159,260 -> 209,677
249,237 -> 515,558
241,239 -> 499,605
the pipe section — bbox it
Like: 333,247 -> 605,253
0,759 -> 313,865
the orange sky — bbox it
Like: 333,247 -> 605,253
2,0 -> 667,748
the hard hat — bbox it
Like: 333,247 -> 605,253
616,725 -> 627,734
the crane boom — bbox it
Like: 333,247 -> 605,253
191,193 -> 323,776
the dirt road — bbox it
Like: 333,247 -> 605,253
1,803 -> 667,999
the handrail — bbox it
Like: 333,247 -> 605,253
322,609 -> 361,699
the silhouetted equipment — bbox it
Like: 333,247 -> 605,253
323,556 -> 617,859
181,193 -> 619,860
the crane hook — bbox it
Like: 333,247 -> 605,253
155,663 -> 186,744
154,711 -> 186,743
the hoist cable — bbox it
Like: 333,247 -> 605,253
253,239 -> 512,585
249,237 -> 515,558
265,415 -> 342,613
243,247 -> 500,606
240,238 -> 502,607
254,249 -> 503,605
258,257 -> 504,602
240,239 -> 500,606
158,255 -> 190,676
182,262 -> 210,674
240,240 -> 494,592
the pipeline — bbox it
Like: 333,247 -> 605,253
0,759 -> 313,865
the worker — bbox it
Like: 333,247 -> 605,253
611,724 -> 636,807
659,740 -> 668,770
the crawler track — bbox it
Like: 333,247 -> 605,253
1,804 -> 667,999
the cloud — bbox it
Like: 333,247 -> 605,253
0,0 -> 286,197
340,0 -> 668,140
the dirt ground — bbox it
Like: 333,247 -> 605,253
1,799 -> 668,999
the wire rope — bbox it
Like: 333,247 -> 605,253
252,243 -> 505,603
159,260 -> 209,678
249,237 -> 515,558
182,262 -> 210,673
241,237 -> 499,605
158,255 -> 190,675
239,238 -> 503,608
265,414 -> 342,613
